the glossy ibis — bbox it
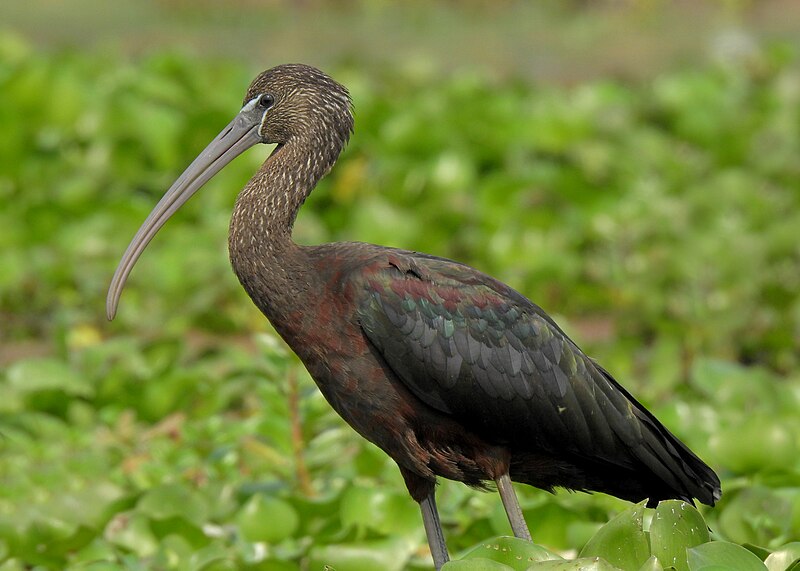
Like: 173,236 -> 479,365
108,64 -> 721,569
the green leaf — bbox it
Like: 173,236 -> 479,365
0,559 -> 24,571
73,563 -> 126,571
235,493 -> 299,543
137,483 -> 209,526
443,560 -> 515,571
459,536 -> 562,568
149,516 -> 208,547
157,534 -> 194,566
765,543 -> 800,571
649,500 -> 710,571
307,538 -> 413,571
510,502 -> 584,550
527,557 -> 624,570
638,556 -> 664,571
339,484 -> 420,537
187,541 -> 233,571
104,512 -> 158,557
746,544 -> 774,561
718,488 -> 792,546
687,542 -> 768,571
6,358 -> 94,397
5,34 -> 800,571
709,414 -> 798,474
579,501 -> 649,569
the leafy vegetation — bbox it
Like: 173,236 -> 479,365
1,32 -> 799,570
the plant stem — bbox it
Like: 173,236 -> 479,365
287,365 -> 314,496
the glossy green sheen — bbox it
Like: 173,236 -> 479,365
358,254 -> 719,505
687,542 -> 768,571
649,500 -> 709,571
579,502 -> 649,569
458,536 -> 562,567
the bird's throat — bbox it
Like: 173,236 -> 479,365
227,137 -> 335,325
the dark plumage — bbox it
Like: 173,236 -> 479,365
357,252 -> 718,507
108,64 -> 721,570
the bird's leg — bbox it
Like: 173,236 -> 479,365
496,472 -> 532,541
419,490 -> 449,570
400,466 -> 449,570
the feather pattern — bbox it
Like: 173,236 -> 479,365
353,248 -> 720,506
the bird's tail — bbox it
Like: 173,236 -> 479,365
595,364 -> 721,507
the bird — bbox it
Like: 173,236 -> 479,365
107,64 -> 721,570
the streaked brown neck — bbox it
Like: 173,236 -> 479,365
227,130 -> 345,323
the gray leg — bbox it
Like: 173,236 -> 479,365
420,490 -> 449,570
496,473 -> 532,541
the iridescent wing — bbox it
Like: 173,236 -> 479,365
355,251 -> 719,505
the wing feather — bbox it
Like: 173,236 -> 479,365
359,258 -> 615,456
355,250 -> 720,505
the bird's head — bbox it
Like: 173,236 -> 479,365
244,63 -> 353,146
106,64 -> 352,320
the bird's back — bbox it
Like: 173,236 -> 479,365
341,244 -> 720,506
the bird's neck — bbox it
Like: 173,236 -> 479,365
228,133 -> 341,321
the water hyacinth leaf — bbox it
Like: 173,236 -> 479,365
509,502 -> 584,549
235,494 -> 299,543
6,358 -> 94,398
649,500 -> 709,571
70,538 -> 119,566
339,485 -> 377,532
137,483 -> 209,526
638,556 -> 664,571
45,483 -> 126,534
229,560 -> 294,571
104,512 -> 159,557
443,560 -> 515,571
149,517 -> 208,548
157,534 -> 194,566
709,414 -> 798,474
687,542 -> 768,571
746,544 -> 774,561
459,536 -> 562,567
72,563 -> 125,571
579,501 -> 649,570
288,492 -> 344,540
185,541 -> 232,571
4,30 -> 800,571
718,488 -> 792,546
765,543 -> 800,571
339,484 -> 420,537
50,523 -> 96,556
689,359 -> 755,404
566,521 -> 604,549
527,557 -> 624,570
307,538 -> 414,571
9,515 -> 87,566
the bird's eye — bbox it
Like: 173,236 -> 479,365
258,94 -> 274,109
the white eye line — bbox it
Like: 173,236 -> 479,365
241,96 -> 271,129
241,96 -> 260,113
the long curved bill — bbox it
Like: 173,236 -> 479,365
106,103 -> 265,320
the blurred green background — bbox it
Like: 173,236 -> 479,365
2,1 -> 800,569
